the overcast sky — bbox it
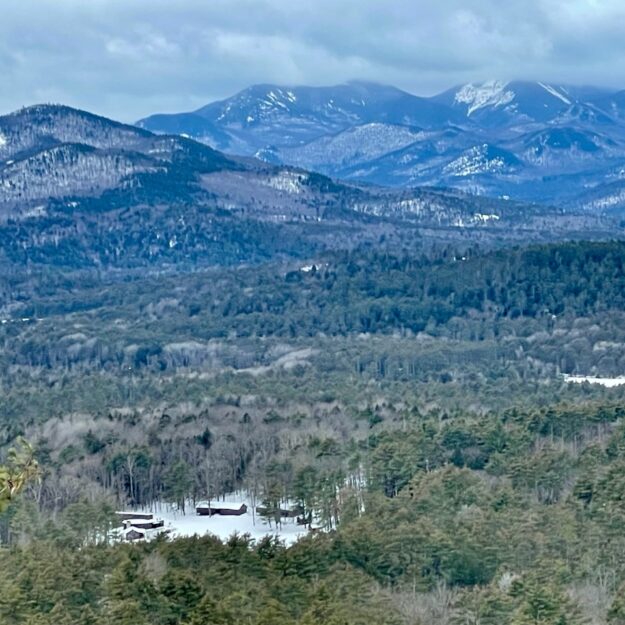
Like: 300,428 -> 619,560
2,0 -> 625,122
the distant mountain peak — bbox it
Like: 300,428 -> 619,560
452,80 -> 575,117
454,80 -> 515,116
9,103 -> 108,120
136,80 -> 625,212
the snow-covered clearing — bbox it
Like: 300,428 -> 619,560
564,375 -> 625,388
135,498 -> 309,545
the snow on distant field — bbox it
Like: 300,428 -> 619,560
564,375 -> 625,388
137,499 -> 308,545
263,171 -> 306,194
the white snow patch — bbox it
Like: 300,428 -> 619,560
564,375 -> 625,388
216,103 -> 233,122
0,133 -> 6,148
135,500 -> 308,546
263,171 -> 306,194
265,91 -> 288,110
538,82 -> 571,105
20,205 -> 47,219
452,212 -> 499,227
299,263 -> 328,273
443,144 -> 509,176
474,213 -> 500,222
454,81 -> 515,116
354,197 -> 429,218
582,189 -> 625,211
281,123 -> 424,171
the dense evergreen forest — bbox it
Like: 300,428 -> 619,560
4,240 -> 625,623
4,240 -> 625,375
5,399 -> 625,623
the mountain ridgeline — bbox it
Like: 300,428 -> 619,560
138,80 -> 625,213
0,102 -> 618,271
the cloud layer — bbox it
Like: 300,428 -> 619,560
2,0 -> 625,121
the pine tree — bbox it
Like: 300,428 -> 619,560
608,583 -> 625,625
0,440 -> 39,514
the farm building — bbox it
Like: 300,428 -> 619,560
115,511 -> 154,524
256,504 -> 304,519
196,502 -> 248,516
122,518 -> 165,530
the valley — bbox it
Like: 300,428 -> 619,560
3,87 -> 625,625
6,0 -> 625,621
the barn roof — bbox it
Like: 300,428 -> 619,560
196,501 -> 246,510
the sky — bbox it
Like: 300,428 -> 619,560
2,0 -> 625,122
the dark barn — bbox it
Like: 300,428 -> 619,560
196,502 -> 248,516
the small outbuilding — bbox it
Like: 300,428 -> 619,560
115,511 -> 154,525
122,518 -> 165,530
196,502 -> 248,516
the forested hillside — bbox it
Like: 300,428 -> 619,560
0,104 -> 621,274
9,0 -> 625,622
4,393 -> 625,623
4,240 -> 625,624
3,240 -> 625,381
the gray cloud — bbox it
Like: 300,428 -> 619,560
1,0 -> 625,121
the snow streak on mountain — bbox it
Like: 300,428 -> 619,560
138,80 -> 625,213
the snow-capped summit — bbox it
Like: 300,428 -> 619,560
137,80 -> 625,211
434,80 -> 614,127
137,82 -> 464,154
454,81 -> 516,116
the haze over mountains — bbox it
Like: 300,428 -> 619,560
137,80 -> 625,213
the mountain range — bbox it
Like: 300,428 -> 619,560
137,80 -> 625,213
0,102 -> 619,272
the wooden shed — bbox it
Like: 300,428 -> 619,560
115,511 -> 154,525
196,502 -> 248,516
122,518 -> 165,530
